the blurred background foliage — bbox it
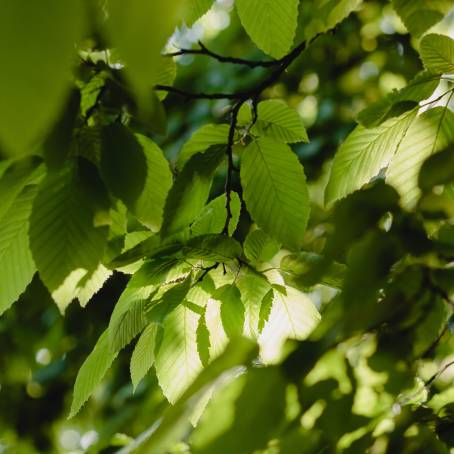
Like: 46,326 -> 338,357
3,0 -> 454,452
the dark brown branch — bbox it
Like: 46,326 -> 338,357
425,359 -> 454,387
223,101 -> 243,235
159,35 -> 321,233
166,41 -> 281,68
154,85 -> 239,100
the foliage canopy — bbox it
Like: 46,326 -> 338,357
3,0 -> 454,453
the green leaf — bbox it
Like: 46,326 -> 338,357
236,268 -> 272,338
0,186 -> 37,315
136,338 -> 257,454
161,146 -> 225,237
183,235 -> 242,263
109,258 -> 181,351
134,134 -> 173,231
147,275 -> 194,324
0,0 -> 85,154
104,0 -> 184,103
0,157 -> 44,222
392,0 -> 454,38
197,309 -> 211,367
213,285 -> 245,339
76,265 -> 112,308
258,289 -> 274,334
29,161 -> 108,312
240,137 -> 310,249
153,57 -> 177,101
280,252 -> 346,290
357,70 -> 440,128
177,124 -> 229,170
387,107 -> 454,208
130,323 -> 161,390
420,34 -> 454,74
155,303 -> 203,403
190,367 -> 287,454
100,124 -> 147,210
259,285 -> 320,363
184,0 -> 215,25
296,0 -> 362,42
244,229 -> 280,263
235,0 -> 299,58
191,192 -> 241,237
69,329 -> 118,418
240,100 -> 309,143
80,71 -> 108,118
325,110 -> 416,207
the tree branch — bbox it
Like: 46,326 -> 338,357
166,41 -> 281,68
223,101 -> 243,235
158,35 -> 321,234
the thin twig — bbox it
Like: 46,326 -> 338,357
159,35 -> 321,233
166,41 -> 281,68
425,359 -> 454,387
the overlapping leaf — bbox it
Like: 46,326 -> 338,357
239,100 -> 308,143
240,137 -> 310,249
162,146 -> 225,237
235,0 -> 299,58
420,34 -> 454,74
177,124 -> 229,170
0,186 -> 38,315
69,330 -> 119,418
29,161 -> 109,312
387,107 -> 454,207
392,0 -> 454,38
325,110 -> 416,207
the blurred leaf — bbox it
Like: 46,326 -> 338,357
137,338 -> 257,454
393,1 -> 454,38
241,137 -> 310,249
280,252 -> 345,289
190,367 -> 287,454
0,0 -> 84,154
296,0 -> 362,42
235,0 -> 299,58
184,0 -> 215,26
325,110 -> 416,207
104,0 -> 184,104
419,144 -> 454,190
